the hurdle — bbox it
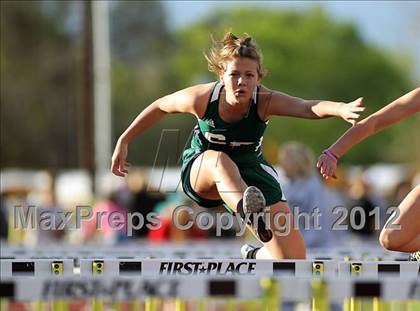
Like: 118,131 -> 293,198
1,242 -> 411,260
1,244 -> 419,310
1,259 -> 74,277
1,276 -> 419,309
2,257 -> 419,278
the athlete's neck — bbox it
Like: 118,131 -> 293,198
223,90 -> 251,115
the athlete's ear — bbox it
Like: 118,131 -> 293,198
219,75 -> 225,85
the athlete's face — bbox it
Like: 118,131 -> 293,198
221,57 -> 261,105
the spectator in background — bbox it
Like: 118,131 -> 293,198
347,172 -> 387,238
26,170 -> 67,245
279,142 -> 345,248
148,193 -> 208,242
82,191 -> 127,244
125,169 -> 166,238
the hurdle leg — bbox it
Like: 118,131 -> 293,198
372,297 -> 383,311
91,298 -> 104,311
52,299 -> 68,311
344,297 -> 361,311
175,298 -> 186,311
311,279 -> 329,311
145,298 -> 159,311
260,278 -> 280,311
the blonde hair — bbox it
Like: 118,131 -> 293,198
280,142 -> 315,179
205,32 -> 265,79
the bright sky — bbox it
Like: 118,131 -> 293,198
163,1 -> 420,81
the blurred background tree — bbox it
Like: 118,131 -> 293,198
1,1 -> 79,168
1,2 -> 418,169
167,7 -> 416,165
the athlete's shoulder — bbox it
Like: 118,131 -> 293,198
182,82 -> 216,118
180,82 -> 215,97
159,82 -> 215,117
256,85 -> 275,121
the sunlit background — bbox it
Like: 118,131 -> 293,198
1,1 -> 419,246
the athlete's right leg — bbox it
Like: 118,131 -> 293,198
242,201 -> 306,259
189,150 -> 247,209
189,150 -> 306,259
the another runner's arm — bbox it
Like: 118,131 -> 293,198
261,88 -> 365,125
118,84 -> 208,144
328,87 -> 420,158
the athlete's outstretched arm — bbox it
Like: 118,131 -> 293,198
260,86 -> 365,125
317,87 -> 420,179
111,84 -> 211,177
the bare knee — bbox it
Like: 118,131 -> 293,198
379,228 -> 402,251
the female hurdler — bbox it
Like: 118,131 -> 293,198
317,88 -> 420,260
111,33 -> 365,259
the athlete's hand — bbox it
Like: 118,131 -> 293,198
317,153 -> 337,180
111,140 -> 129,177
340,97 -> 365,126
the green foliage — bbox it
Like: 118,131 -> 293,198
1,1 -> 78,168
167,7 -> 416,164
1,3 -> 417,169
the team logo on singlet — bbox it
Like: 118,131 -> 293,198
206,119 -> 215,127
204,132 -> 254,147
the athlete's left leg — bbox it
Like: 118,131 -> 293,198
379,185 -> 420,252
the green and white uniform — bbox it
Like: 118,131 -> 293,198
181,81 -> 286,212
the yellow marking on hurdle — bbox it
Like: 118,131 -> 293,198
311,279 -> 329,311
350,263 -> 362,276
312,261 -> 324,277
51,261 -> 63,275
92,260 -> 104,275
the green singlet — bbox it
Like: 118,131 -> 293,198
181,82 -> 286,212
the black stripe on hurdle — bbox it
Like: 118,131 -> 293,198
273,262 -> 295,275
378,264 -> 400,275
0,282 -> 15,298
119,261 -> 142,274
12,262 -> 34,276
354,282 -> 381,297
208,280 -> 236,296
